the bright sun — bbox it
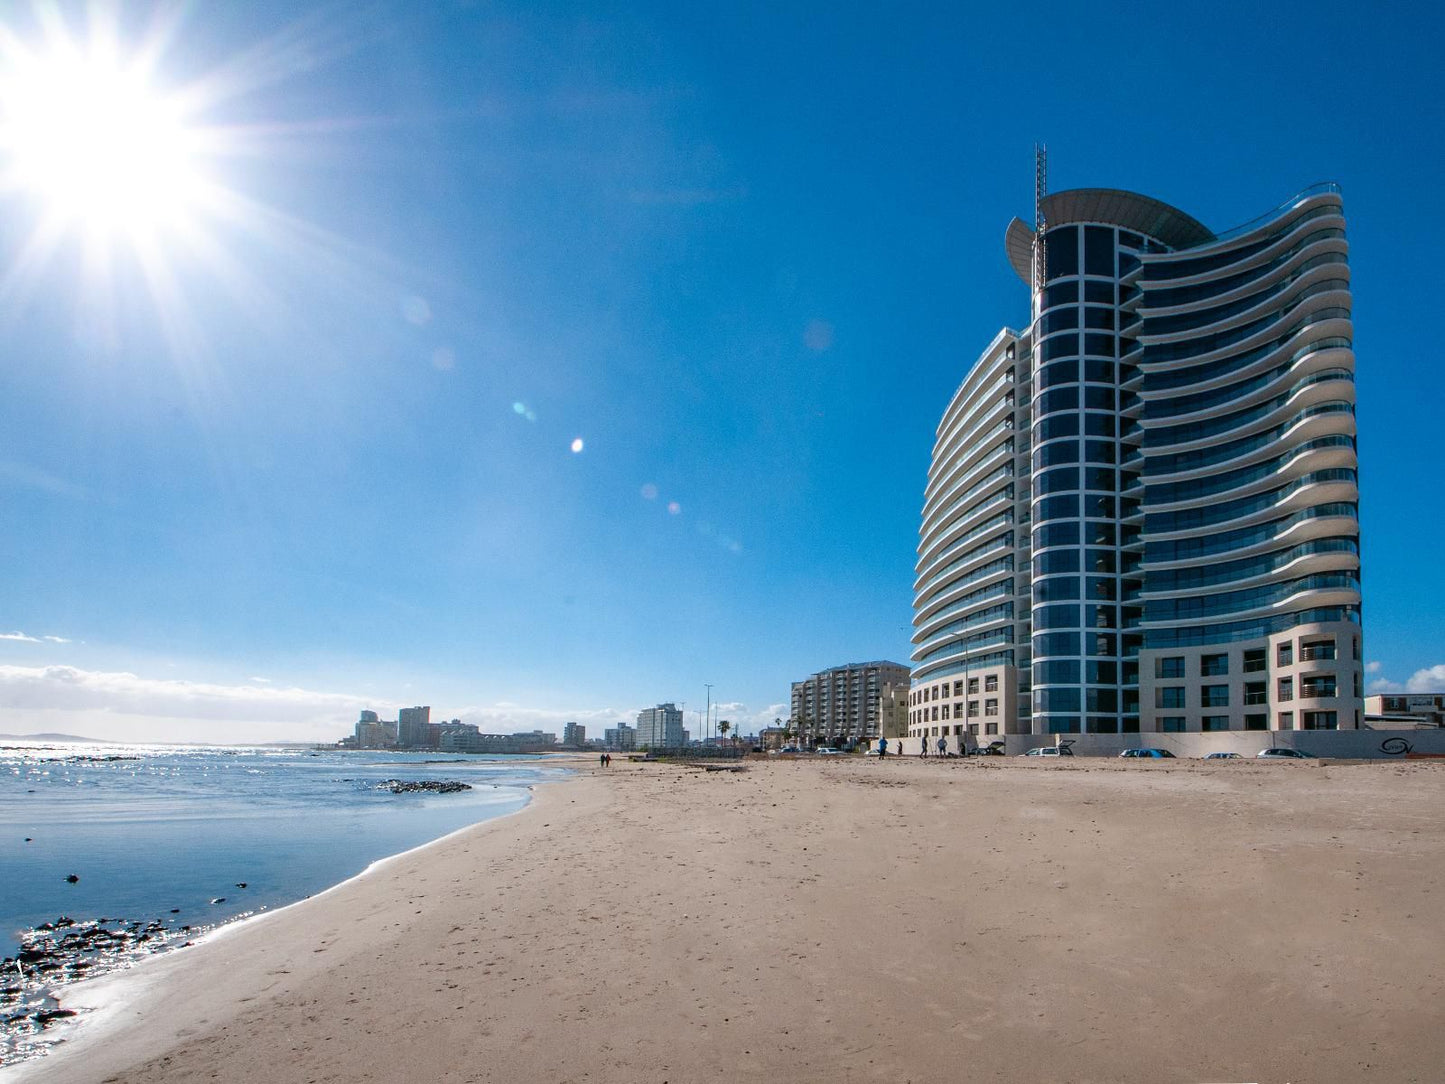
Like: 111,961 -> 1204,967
0,24 -> 215,248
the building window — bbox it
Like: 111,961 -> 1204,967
1303,711 -> 1338,730
1243,648 -> 1267,673
1160,717 -> 1186,732
970,724 -> 981,736
1301,675 -> 1337,699
1278,711 -> 1294,729
1156,687 -> 1186,709
968,678 -> 980,694
1156,656 -> 1185,679
985,698 -> 999,716
984,723 -> 998,735
1244,714 -> 1267,731
931,707 -> 938,721
941,704 -> 950,721
1201,654 -> 1229,677
984,675 -> 999,692
969,700 -> 980,717
1201,685 -> 1229,708
953,680 -> 964,697
1278,642 -> 1294,667
1278,677 -> 1294,702
1201,715 -> 1229,732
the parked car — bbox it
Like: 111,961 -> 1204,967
1256,747 -> 1317,759
815,747 -> 842,755
1203,751 -> 1243,760
1118,748 -> 1176,758
1020,745 -> 1073,757
970,741 -> 1007,756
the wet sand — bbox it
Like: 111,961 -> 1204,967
9,756 -> 1445,1083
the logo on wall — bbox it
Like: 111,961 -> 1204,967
1380,737 -> 1413,756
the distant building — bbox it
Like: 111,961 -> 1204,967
1365,694 -> 1445,728
398,706 -> 432,748
790,661 -> 910,748
562,722 -> 587,747
354,710 -> 398,749
759,727 -> 787,751
604,723 -> 636,750
437,721 -> 480,750
635,703 -> 684,748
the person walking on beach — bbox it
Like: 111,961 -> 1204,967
878,737 -> 888,759
600,753 -> 608,768
938,736 -> 948,758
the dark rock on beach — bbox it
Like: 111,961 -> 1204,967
376,779 -> 472,794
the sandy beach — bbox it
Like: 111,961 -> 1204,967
9,755 -> 1445,1084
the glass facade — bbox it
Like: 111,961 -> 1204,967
916,183 -> 1363,736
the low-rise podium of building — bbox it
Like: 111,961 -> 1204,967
1365,694 -> 1445,728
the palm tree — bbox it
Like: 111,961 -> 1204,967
719,720 -> 731,743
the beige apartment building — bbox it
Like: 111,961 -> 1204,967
790,661 -> 909,748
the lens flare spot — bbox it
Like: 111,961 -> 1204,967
511,402 -> 536,421
401,296 -> 432,325
804,318 -> 834,353
640,483 -> 658,500
667,501 -> 681,515
570,437 -> 584,453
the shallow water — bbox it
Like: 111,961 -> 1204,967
0,742 -> 561,959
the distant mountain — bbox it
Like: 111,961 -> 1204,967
0,732 -> 111,743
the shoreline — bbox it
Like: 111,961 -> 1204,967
9,756 -> 1445,1083
1,759 -> 576,1072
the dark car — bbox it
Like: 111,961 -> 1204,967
1118,748 -> 1176,759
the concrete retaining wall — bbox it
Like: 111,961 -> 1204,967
878,729 -> 1445,760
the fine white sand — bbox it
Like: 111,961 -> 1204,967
9,756 -> 1445,1083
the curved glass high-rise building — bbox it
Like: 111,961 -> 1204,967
909,184 -> 1362,740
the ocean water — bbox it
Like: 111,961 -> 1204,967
0,742 -> 563,960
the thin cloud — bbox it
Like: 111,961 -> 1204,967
0,460 -> 88,500
0,631 -> 42,642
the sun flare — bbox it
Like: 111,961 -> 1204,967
0,25 -> 218,250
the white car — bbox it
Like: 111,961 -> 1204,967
1020,746 -> 1073,757
1256,747 -> 1317,760
1203,751 -> 1242,760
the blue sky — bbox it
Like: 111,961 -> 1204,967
1,0 -> 1441,742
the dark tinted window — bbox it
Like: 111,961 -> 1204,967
1083,333 -> 1116,357
1042,333 -> 1080,362
1034,632 -> 1081,656
1039,360 -> 1078,388
1084,413 -> 1115,437
1040,497 -> 1086,523
1046,226 -> 1078,279
1083,359 -> 1115,383
1036,576 -> 1080,601
1083,226 -> 1114,276
1083,439 -> 1115,463
1043,307 -> 1078,334
1035,659 -> 1081,683
1083,307 -> 1115,330
1084,280 -> 1114,304
1034,439 -> 1078,468
1034,522 -> 1079,549
1036,466 -> 1079,495
1037,413 -> 1079,441
1045,281 -> 1078,308
1039,387 -> 1078,414
1038,494 -> 1079,520
1084,386 -> 1115,411
1036,548 -> 1080,574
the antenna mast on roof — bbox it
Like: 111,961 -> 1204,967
1033,143 -> 1048,301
